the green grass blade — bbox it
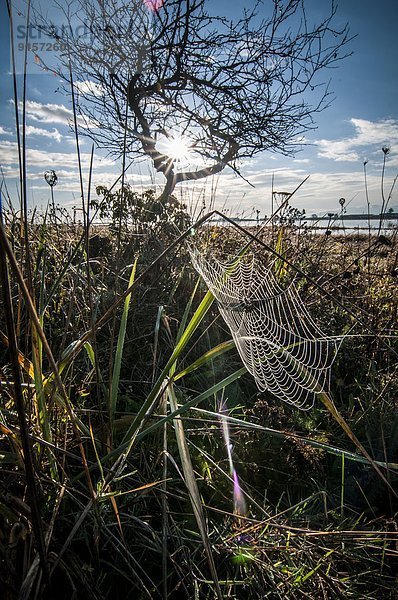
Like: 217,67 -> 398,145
137,367 -> 247,441
31,317 -> 58,480
83,341 -> 96,367
319,390 -> 398,497
152,305 -> 164,383
98,366 -> 247,471
168,384 -> 222,600
109,259 -> 138,426
188,407 -> 398,470
173,340 -> 236,381
120,289 -> 214,450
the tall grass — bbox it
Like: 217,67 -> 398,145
2,187 -> 398,599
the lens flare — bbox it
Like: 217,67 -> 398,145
219,400 -> 247,517
143,0 -> 164,12
232,470 -> 247,517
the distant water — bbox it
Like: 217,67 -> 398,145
208,215 -> 398,233
300,212 -> 398,230
299,220 -> 396,232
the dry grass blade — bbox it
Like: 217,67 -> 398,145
168,384 -> 223,600
319,391 -> 398,499
0,330 -> 34,378
160,391 -> 168,600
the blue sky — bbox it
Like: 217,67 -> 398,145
0,0 -> 397,218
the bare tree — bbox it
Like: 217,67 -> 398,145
35,0 -> 351,202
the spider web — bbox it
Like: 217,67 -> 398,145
189,244 -> 342,410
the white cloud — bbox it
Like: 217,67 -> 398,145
75,80 -> 104,97
0,140 -> 156,199
25,125 -> 63,143
317,139 -> 359,162
15,100 -> 90,128
178,157 -> 396,216
18,100 -> 75,125
1,118 -> 396,216
293,158 -> 310,164
316,118 -> 398,162
350,118 -> 398,146
0,140 -> 114,172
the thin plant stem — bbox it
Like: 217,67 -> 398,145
363,159 -> 373,279
20,0 -> 34,294
378,147 -> 390,236
161,391 -> 168,600
68,58 -> 86,229
340,452 -> 345,518
6,0 -> 23,216
85,145 -> 105,433
108,95 -> 130,440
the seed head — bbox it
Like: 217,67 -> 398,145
44,170 -> 58,187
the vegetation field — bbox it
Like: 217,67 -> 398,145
1,197 -> 398,599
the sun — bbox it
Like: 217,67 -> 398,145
165,135 -> 190,161
157,133 -> 193,164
